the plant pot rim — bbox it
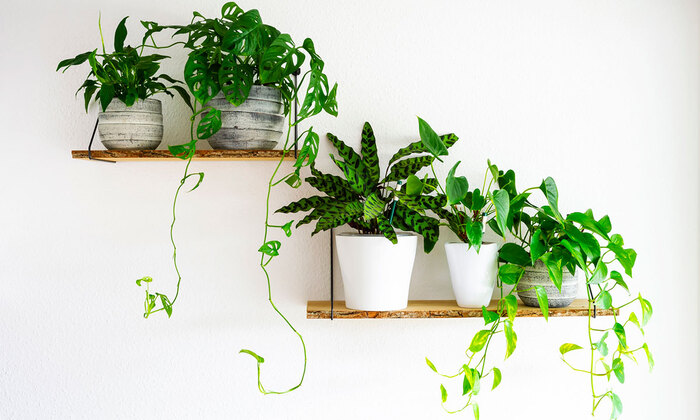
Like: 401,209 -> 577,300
445,241 -> 497,246
336,232 -> 416,238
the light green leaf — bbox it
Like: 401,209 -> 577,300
530,229 -> 546,264
440,384 -> 447,403
642,343 -> 654,371
473,402 -> 480,420
588,261 -> 608,285
610,392 -> 623,419
612,357 -> 625,384
504,295 -> 518,323
280,221 -> 293,237
539,177 -> 562,221
534,285 -> 549,320
469,330 -> 491,353
498,264 -> 525,285
504,320 -> 517,359
640,296 -> 653,326
446,161 -> 469,205
613,322 -> 627,349
136,276 -> 152,286
482,306 -> 499,324
159,294 -> 172,318
426,357 -> 437,373
406,175 -> 423,196
258,241 -> 281,257
239,349 -> 265,363
597,332 -> 609,357
491,367 -> 502,390
610,271 -> 630,294
559,343 -> 583,355
596,290 -> 613,310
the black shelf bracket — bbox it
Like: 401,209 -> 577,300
87,117 -> 114,164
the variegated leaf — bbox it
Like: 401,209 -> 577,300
361,122 -> 380,186
306,166 -> 357,201
276,196 -> 341,214
331,155 -> 366,194
393,205 -> 441,253
383,156 -> 434,183
327,132 -> 366,176
377,215 -> 398,244
388,133 -> 459,167
363,193 -> 386,221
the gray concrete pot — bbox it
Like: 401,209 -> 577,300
206,86 -> 285,150
517,261 -> 578,308
98,98 -> 163,150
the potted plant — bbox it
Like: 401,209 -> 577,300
277,119 -> 459,310
142,2 -> 333,150
57,16 -> 191,150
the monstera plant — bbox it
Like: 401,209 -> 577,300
136,1 -> 338,395
277,119 -> 458,311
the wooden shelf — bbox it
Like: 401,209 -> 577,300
307,299 -> 616,319
71,149 -> 295,162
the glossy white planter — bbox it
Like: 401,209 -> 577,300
335,233 -> 417,311
445,242 -> 499,308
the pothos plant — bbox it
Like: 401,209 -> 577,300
500,178 -> 653,419
136,2 -> 338,395
415,158 -> 533,418
276,119 -> 460,251
56,16 -> 191,112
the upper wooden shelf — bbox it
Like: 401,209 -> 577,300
307,299 -> 616,319
71,149 -> 294,162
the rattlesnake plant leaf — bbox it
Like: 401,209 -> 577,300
377,215 -> 398,244
313,201 -> 363,234
392,205 -> 440,253
276,196 -> 342,214
184,52 -> 220,104
388,133 -> 459,167
296,208 -> 323,228
219,55 -> 253,106
260,34 -> 305,84
383,155 -> 434,183
361,122 -> 380,186
306,166 -> 357,201
327,133 -> 366,176
331,155 -> 366,195
363,193 -> 386,221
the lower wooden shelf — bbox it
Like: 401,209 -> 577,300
306,299 -> 616,319
71,149 -> 295,162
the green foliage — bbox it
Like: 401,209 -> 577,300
57,16 -> 190,112
278,121 -> 450,252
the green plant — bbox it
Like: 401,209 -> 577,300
277,119 -> 460,251
135,2 -> 337,395
57,15 -> 190,112
502,178 -> 653,419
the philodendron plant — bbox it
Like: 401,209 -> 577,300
57,16 -> 190,112
500,177 -> 653,419
277,120 -> 459,251
136,2 -> 337,395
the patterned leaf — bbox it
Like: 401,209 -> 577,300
392,205 -> 440,253
313,201 -> 363,234
327,132 -> 367,176
306,166 -> 357,201
361,122 -> 380,185
276,196 -> 341,214
184,52 -> 220,104
388,133 -> 459,167
383,156 -> 435,183
363,193 -> 386,221
377,215 -> 398,244
296,208 -> 323,228
218,56 -> 253,106
331,155 -> 366,194
259,33 -> 305,84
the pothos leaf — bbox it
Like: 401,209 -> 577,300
440,384 -> 447,403
559,343 -> 583,355
158,294 -> 173,318
534,285 -> 549,320
482,306 -> 499,324
492,367 -> 502,390
504,319 -> 517,359
425,357 -> 438,373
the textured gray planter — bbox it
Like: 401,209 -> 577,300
517,261 -> 578,308
98,98 -> 163,150
206,86 -> 285,150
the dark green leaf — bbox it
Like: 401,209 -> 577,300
466,220 -> 483,252
388,133 -> 458,166
499,243 -> 530,266
197,108 -> 222,139
284,173 -> 301,188
446,161 -> 469,205
540,252 -> 563,291
384,156 -> 434,183
607,242 -> 637,277
280,221 -> 293,237
294,130 -> 321,170
498,264 -> 524,285
566,209 -> 611,240
260,34 -> 305,84
361,122 -> 380,185
184,53 -> 220,104
417,117 -> 447,160
99,84 -> 115,111
539,177 -> 562,221
530,229 -> 546,265
114,16 -> 128,52
56,50 -> 94,72
363,193 -> 385,221
492,189 -> 510,238
298,68 -> 331,119
219,57 -> 254,106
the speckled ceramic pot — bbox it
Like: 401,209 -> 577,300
517,261 -> 578,308
205,86 -> 285,150
98,98 -> 163,150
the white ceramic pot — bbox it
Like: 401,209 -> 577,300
98,98 -> 163,150
335,233 -> 417,311
445,242 -> 499,308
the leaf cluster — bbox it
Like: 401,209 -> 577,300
143,2 -> 337,116
277,121 -> 460,253
57,17 -> 190,112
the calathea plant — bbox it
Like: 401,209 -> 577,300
56,16 -> 190,112
136,2 -> 337,395
501,177 -> 653,419
277,119 -> 460,251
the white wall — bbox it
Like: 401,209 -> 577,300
1,0 -> 698,418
